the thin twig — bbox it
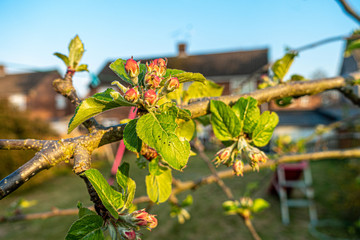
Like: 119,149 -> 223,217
335,0 -> 360,24
193,139 -> 234,200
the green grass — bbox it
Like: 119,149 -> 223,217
0,151 -> 359,239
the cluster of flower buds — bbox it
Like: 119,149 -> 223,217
140,143 -> 158,161
131,209 -> 158,230
246,147 -> 268,172
112,57 -> 180,110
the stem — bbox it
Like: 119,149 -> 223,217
194,139 -> 234,200
244,217 -> 261,240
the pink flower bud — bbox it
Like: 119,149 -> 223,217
122,229 -> 136,240
145,74 -> 161,89
144,89 -> 157,106
166,77 -> 179,92
125,57 -> 140,84
251,152 -> 268,163
124,87 -> 139,103
132,209 -> 158,229
153,58 -> 167,76
153,58 -> 167,68
216,148 -> 231,161
232,160 -> 244,176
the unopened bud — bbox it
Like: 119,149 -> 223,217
132,209 -> 158,230
213,147 -> 232,166
154,58 -> 167,76
232,160 -> 244,176
145,74 -> 161,89
125,57 -> 140,84
144,89 -> 158,107
124,87 -> 139,103
165,77 -> 179,92
121,229 -> 136,240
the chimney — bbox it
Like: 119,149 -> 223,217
177,43 -> 187,58
0,65 -> 5,77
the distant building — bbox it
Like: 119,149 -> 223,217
93,44 -> 269,122
0,66 -> 74,121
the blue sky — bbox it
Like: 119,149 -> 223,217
0,0 -> 359,96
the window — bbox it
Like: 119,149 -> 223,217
55,94 -> 66,110
8,94 -> 26,111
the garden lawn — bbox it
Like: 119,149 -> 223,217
0,150 -> 359,239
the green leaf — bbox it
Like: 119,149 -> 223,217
181,194 -> 193,207
232,97 -> 259,134
68,35 -> 85,69
183,80 -> 223,104
195,115 -> 211,126
124,178 -> 136,209
137,112 -> 190,170
272,52 -> 297,81
65,214 -> 104,240
290,74 -> 306,81
116,163 -> 130,191
252,111 -> 279,147
83,169 -> 123,219
210,100 -> 241,141
116,163 -> 136,209
109,58 -> 132,84
164,68 -> 185,79
275,97 -> 293,107
174,72 -> 206,84
138,63 -> 147,87
166,83 -> 183,104
76,64 -> 89,72
176,119 -> 195,141
177,108 -> 192,121
77,202 -> 96,218
123,119 -> 142,153
345,38 -> 360,57
251,198 -> 270,213
146,167 -> 172,203
54,52 -> 69,66
68,88 -> 135,133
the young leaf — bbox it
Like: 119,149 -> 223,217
251,198 -> 270,213
116,163 -> 130,191
83,169 -> 123,219
65,214 -> 104,240
68,35 -> 85,69
183,80 -> 223,104
232,97 -> 260,134
54,52 -> 70,66
109,58 -> 132,84
116,163 -> 136,209
76,64 -> 89,72
210,100 -> 241,141
123,119 -> 142,153
77,202 -> 96,218
164,69 -> 185,79
174,72 -> 206,83
272,52 -> 297,82
252,111 -> 279,147
146,167 -> 172,203
176,119 -> 195,141
68,88 -> 135,133
136,112 -> 190,170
